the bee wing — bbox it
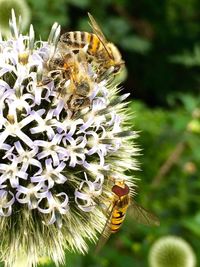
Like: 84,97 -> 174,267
88,13 -> 107,42
95,203 -> 115,253
129,202 -> 160,226
88,13 -> 113,60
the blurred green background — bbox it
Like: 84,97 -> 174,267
4,0 -> 200,266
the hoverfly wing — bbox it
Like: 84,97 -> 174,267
129,202 -> 160,226
88,13 -> 113,60
95,225 -> 111,254
95,203 -> 114,253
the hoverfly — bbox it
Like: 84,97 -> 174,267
95,180 -> 160,252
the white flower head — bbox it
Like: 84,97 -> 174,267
0,11 -> 139,267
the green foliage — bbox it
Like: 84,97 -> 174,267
121,35 -> 152,54
170,45 -> 200,67
26,0 -> 68,38
66,0 -> 90,9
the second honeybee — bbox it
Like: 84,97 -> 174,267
59,13 -> 124,79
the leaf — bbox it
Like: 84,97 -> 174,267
121,35 -> 152,54
182,213 -> 200,236
66,0 -> 90,8
170,45 -> 200,67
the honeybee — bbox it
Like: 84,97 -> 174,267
48,50 -> 93,112
59,13 -> 124,79
48,52 -> 77,82
95,180 -> 160,252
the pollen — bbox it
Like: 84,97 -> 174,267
18,52 -> 29,65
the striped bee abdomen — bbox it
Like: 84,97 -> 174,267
60,31 -> 103,56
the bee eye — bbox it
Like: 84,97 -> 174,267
113,65 -> 120,74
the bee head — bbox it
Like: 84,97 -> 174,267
107,43 -> 122,63
106,43 -> 124,75
113,63 -> 125,74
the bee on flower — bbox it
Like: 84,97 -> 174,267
0,10 -> 157,267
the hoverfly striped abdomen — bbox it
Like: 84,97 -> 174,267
110,183 -> 130,233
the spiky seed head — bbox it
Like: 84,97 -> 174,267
149,236 -> 196,267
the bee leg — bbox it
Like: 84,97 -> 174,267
37,76 -> 52,87
101,66 -> 115,81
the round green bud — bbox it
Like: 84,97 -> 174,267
0,0 -> 31,37
149,236 -> 196,267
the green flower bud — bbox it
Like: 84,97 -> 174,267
187,119 -> 200,134
0,0 -> 30,37
149,236 -> 196,267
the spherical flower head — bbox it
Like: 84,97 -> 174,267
0,11 -> 138,267
149,236 -> 196,267
0,0 -> 30,37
